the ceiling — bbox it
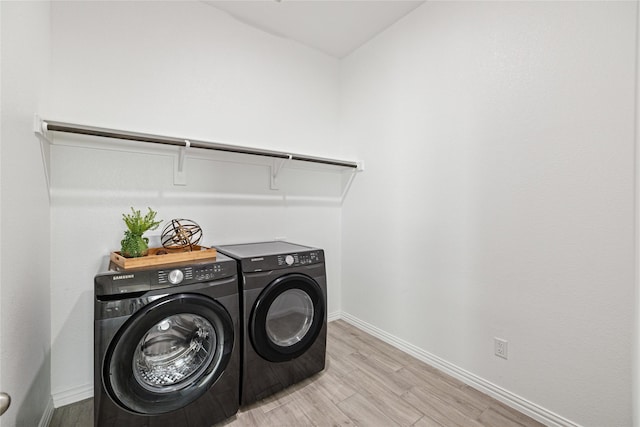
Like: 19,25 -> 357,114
203,1 -> 425,58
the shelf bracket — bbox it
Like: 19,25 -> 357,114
33,115 -> 52,199
174,140 -> 190,186
340,161 -> 364,203
270,155 -> 292,190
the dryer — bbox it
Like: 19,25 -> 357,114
216,241 -> 327,406
94,254 -> 239,427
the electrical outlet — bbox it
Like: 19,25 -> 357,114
494,338 -> 508,359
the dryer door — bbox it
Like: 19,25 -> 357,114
250,273 -> 325,362
104,293 -> 234,415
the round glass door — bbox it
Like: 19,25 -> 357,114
265,289 -> 314,347
250,274 -> 325,362
133,313 -> 217,393
104,294 -> 233,415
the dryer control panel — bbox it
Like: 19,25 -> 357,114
216,241 -> 325,273
276,251 -> 322,267
245,250 -> 324,272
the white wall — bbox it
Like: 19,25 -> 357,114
0,1 -> 52,425
340,2 -> 636,426
48,1 -> 343,405
636,3 -> 640,424
35,1 -> 639,425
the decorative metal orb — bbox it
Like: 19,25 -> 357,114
161,219 -> 203,250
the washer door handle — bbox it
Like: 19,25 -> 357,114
0,393 -> 11,416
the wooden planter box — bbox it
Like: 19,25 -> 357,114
110,246 -> 217,270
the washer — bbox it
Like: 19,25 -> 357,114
216,241 -> 327,406
94,254 -> 240,427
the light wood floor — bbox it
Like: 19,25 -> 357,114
50,320 -> 545,427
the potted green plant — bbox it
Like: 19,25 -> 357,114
120,207 -> 162,258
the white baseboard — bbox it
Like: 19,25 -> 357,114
38,397 -> 55,427
338,312 -> 580,427
52,383 -> 93,408
327,311 -> 342,322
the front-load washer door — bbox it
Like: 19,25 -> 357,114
104,293 -> 234,415
250,273 -> 325,362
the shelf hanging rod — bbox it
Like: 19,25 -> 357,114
41,119 -> 360,169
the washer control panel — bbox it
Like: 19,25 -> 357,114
158,263 -> 226,285
95,254 -> 237,297
193,263 -> 224,281
158,267 -> 191,285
